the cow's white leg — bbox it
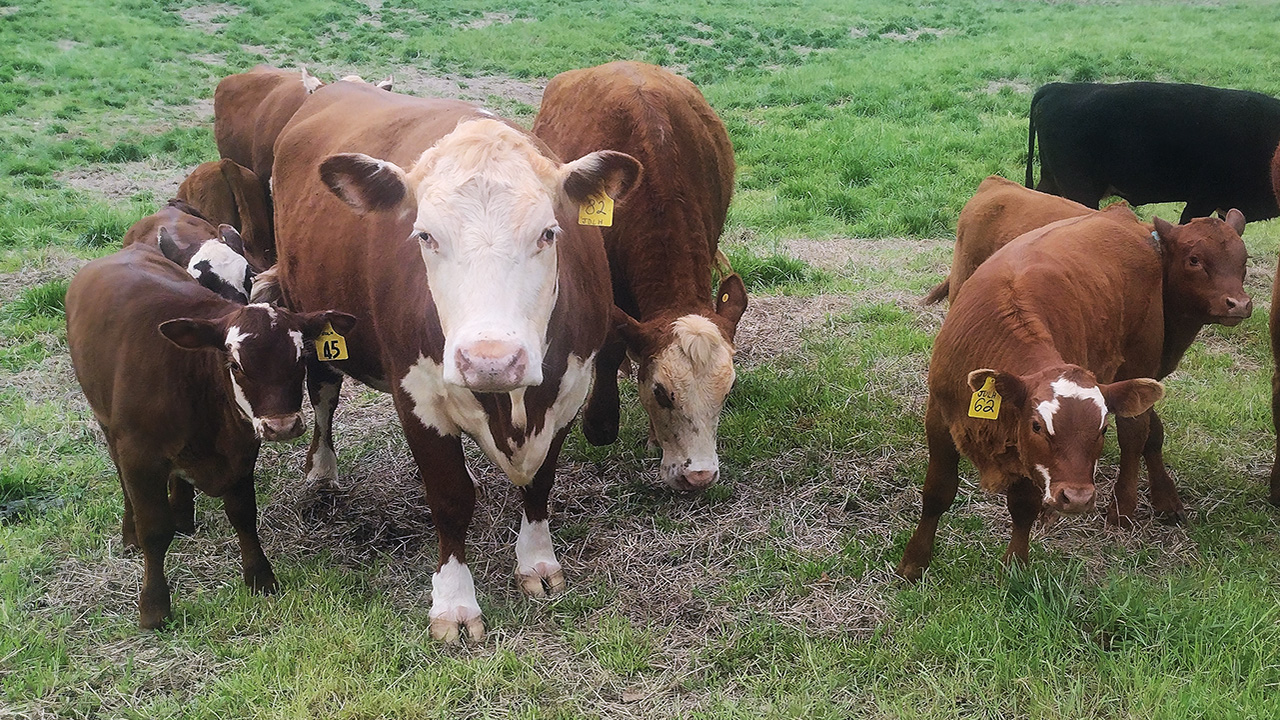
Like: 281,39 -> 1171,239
515,512 -> 564,597
429,556 -> 485,643
304,361 -> 342,484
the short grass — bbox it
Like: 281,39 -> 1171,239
5,0 -> 1280,718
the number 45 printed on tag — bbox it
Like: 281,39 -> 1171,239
314,323 -> 349,361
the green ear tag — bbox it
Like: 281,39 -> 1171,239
968,377 -> 1001,420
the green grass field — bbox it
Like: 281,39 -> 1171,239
5,0 -> 1280,717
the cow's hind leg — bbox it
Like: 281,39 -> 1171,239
516,428 -> 570,597
1002,476 -> 1041,567
1109,412 -> 1150,528
1142,411 -> 1186,524
304,358 -> 343,485
107,440 -> 138,549
119,450 -> 176,629
397,407 -> 483,643
221,470 -> 277,594
897,415 -> 962,582
581,337 -> 626,446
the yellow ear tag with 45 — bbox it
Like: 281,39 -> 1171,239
968,376 -> 1001,419
578,191 -> 614,227
314,323 -> 349,361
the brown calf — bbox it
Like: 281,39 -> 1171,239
272,82 -> 638,641
533,61 -> 746,491
898,204 -> 1166,581
66,243 -> 353,628
176,159 -> 274,270
122,199 -> 254,305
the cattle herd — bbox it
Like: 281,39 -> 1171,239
58,63 -> 1280,640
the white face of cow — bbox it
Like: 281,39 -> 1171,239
319,117 -> 642,394
639,315 -> 736,491
409,124 -> 563,391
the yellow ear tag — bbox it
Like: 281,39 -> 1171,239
968,376 -> 1001,419
314,323 -> 349,361
721,293 -> 730,303
578,191 -> 614,227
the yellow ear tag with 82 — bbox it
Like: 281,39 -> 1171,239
314,323 -> 348,361
968,376 -> 1001,419
578,191 -> 614,227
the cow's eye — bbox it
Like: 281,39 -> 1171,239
538,227 -> 558,249
1188,255 -> 1200,267
653,383 -> 674,409
1031,419 -> 1042,434
416,231 -> 438,251
228,359 -> 243,374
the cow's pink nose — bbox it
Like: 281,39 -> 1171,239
682,469 -> 718,489
1053,485 -> 1095,514
260,413 -> 304,442
455,340 -> 529,392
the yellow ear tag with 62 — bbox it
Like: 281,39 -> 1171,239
314,323 -> 349,361
578,191 -> 614,227
968,377 -> 1001,419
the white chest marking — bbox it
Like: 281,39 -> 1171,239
399,352 -> 595,485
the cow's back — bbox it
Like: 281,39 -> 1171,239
933,205 -> 1164,418
949,176 -> 1091,303
214,66 -> 311,189
533,61 -> 734,315
177,159 -> 274,269
67,245 -> 228,441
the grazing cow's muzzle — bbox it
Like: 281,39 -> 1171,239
449,338 -> 541,392
1214,294 -> 1252,326
259,413 -> 305,442
661,461 -> 720,493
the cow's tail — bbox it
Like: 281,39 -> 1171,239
920,276 -> 950,306
1025,94 -> 1038,188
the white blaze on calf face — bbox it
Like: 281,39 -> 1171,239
1047,376 -> 1108,430
224,325 -> 267,436
641,315 -> 736,489
1036,464 -> 1053,502
407,119 -> 562,392
188,240 -> 252,303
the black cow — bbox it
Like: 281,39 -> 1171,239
1026,82 -> 1280,223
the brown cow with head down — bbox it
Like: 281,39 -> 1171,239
271,82 -> 640,642
122,199 -> 254,305
66,243 -> 353,628
925,177 -> 1252,523
533,61 -> 746,492
898,204 -> 1168,581
176,158 -> 274,270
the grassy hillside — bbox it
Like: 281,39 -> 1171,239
4,1 -> 1280,717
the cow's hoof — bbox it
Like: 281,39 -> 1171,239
1269,492 -> 1280,509
517,562 -> 566,598
138,599 -> 171,631
429,614 -> 486,644
1105,508 -> 1135,529
582,417 -> 619,447
304,446 -> 339,485
1153,508 -> 1188,525
896,562 -> 924,584
245,569 -> 278,595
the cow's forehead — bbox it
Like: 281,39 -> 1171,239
1034,375 -> 1107,434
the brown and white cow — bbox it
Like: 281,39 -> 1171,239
214,66 -> 391,200
122,199 -> 254,305
176,158 -> 275,270
925,177 -> 1252,523
898,204 -> 1168,581
66,243 -> 353,628
533,61 -> 746,492
271,81 -> 640,642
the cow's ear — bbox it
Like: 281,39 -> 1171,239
967,369 -> 1027,409
320,153 -> 409,214
159,318 -> 226,350
297,310 -> 358,340
612,307 -> 651,356
560,150 -> 643,205
376,75 -> 393,91
218,224 -> 245,256
157,227 -> 182,264
1223,208 -> 1246,236
715,273 -> 748,332
300,65 -> 323,94
1101,378 -> 1163,417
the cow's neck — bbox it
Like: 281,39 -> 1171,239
1159,315 -> 1206,380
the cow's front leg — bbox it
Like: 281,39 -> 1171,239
1142,410 -> 1186,523
304,358 -> 343,485
516,428 -> 569,597
1002,475 -> 1042,567
581,337 -> 626,446
1108,412 -> 1150,528
398,409 -> 483,643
